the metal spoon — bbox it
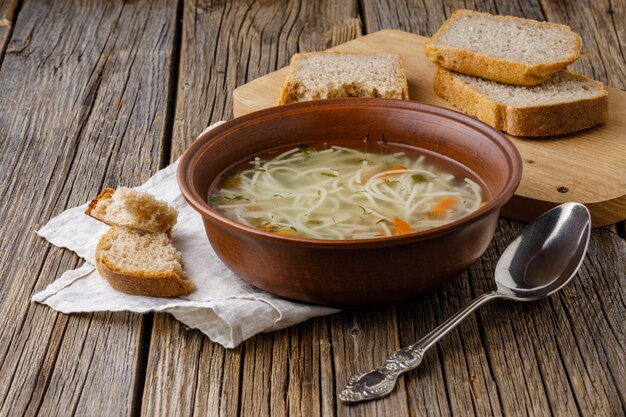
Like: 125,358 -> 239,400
339,202 -> 591,403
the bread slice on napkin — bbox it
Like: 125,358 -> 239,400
96,227 -> 194,297
86,187 -> 177,234
278,52 -> 409,104
87,187 -> 193,297
433,66 -> 608,137
424,10 -> 582,86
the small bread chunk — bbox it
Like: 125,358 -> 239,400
434,66 -> 608,136
86,187 -> 177,234
96,227 -> 194,297
425,10 -> 582,86
278,52 -> 409,104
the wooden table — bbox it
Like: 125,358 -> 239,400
1,1 -> 624,416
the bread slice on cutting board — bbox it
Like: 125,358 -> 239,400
278,52 -> 409,104
87,187 -> 193,297
433,65 -> 608,137
424,10 -> 582,86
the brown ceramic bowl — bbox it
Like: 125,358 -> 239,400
178,99 -> 522,306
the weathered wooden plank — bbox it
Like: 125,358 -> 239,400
0,0 -> 177,415
401,275 -> 504,417
471,223 -> 626,417
334,243 -> 501,417
0,1 -> 622,417
142,1 -> 626,416
356,2 -> 626,417
140,1 -> 360,416
0,0 -> 19,64
0,0 -> 20,22
332,307 -> 413,417
360,0 -> 544,39
357,3 -> 545,416
470,222 -> 583,416
540,0 -> 626,87
168,0 -> 361,160
287,320 -> 336,417
552,230 -> 626,414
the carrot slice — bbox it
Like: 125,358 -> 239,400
379,166 -> 407,178
429,197 -> 457,219
393,217 -> 412,235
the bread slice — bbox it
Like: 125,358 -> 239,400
86,187 -> 177,234
87,187 -> 193,297
96,227 -> 194,297
434,66 -> 608,136
424,10 -> 582,86
278,52 -> 409,104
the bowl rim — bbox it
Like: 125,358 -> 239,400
178,98 -> 522,248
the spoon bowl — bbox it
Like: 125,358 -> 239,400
340,202 -> 592,403
495,202 -> 591,300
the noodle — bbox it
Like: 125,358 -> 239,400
209,146 -> 484,240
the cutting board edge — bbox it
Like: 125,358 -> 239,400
503,194 -> 626,227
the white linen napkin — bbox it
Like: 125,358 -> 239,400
33,122 -> 339,348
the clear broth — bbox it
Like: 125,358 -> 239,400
208,142 -> 486,240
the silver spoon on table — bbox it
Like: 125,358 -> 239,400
339,202 -> 591,403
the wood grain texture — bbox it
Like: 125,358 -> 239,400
143,1 -> 625,417
540,0 -> 626,88
360,0 -> 546,39
141,1 -> 360,416
0,1 -> 624,417
0,0 -> 177,415
358,5 -> 626,417
0,0 -> 19,64
168,0 -> 360,160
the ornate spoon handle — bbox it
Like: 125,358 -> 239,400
339,292 -> 501,403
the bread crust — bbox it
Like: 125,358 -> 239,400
278,54 -> 299,105
503,94 -> 608,136
397,55 -> 410,101
433,65 -> 608,137
85,187 -> 175,235
425,10 -> 582,86
434,65 -> 505,129
95,228 -> 194,298
278,52 -> 409,104
85,187 -> 115,223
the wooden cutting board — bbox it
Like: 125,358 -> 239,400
233,30 -> 626,227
